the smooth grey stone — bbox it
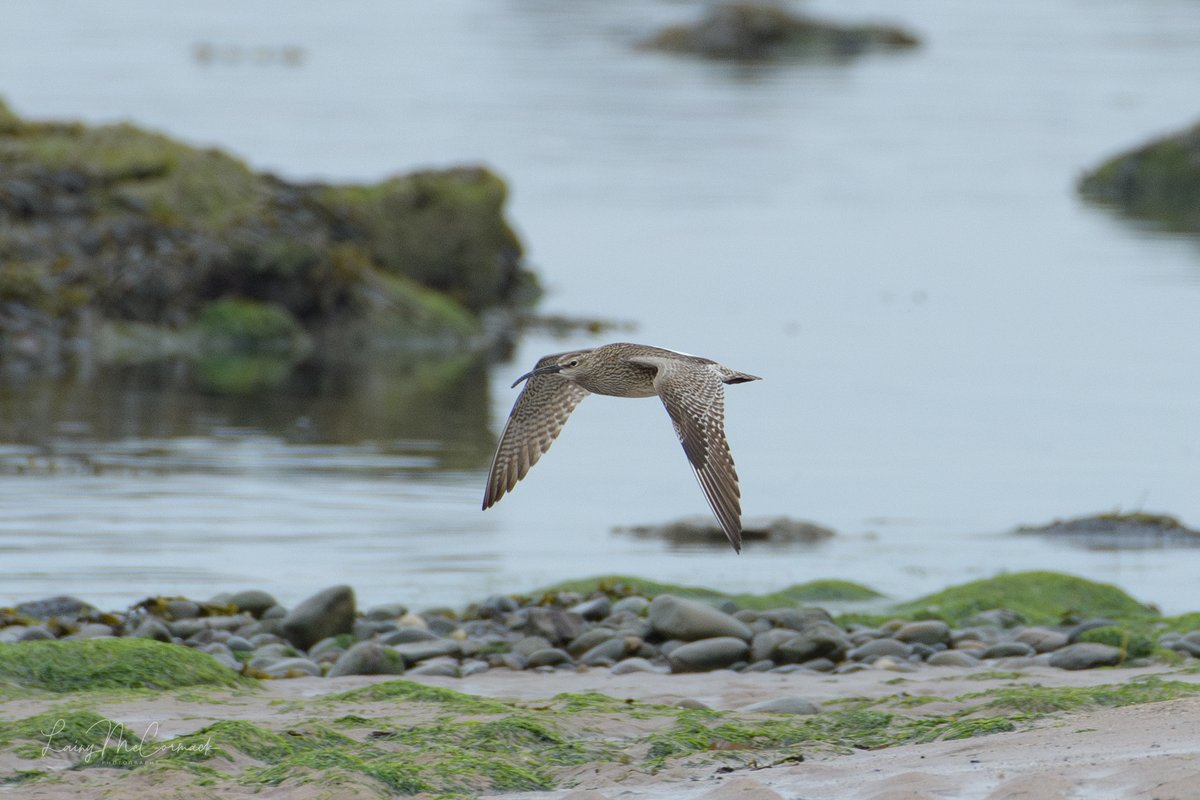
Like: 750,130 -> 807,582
496,653 -> 528,671
408,660 -> 460,677
280,585 -> 356,650
649,595 -> 753,642
365,602 -> 409,621
421,615 -> 460,637
513,635 -> 554,659
478,594 -> 519,618
262,605 -> 288,620
1016,627 -> 1070,653
567,628 -> 617,658
460,659 -> 490,676
354,619 -> 398,640
327,642 -> 407,677
0,626 -> 28,643
206,650 -> 243,671
675,698 -> 711,710
611,596 -> 650,616
520,607 -> 585,644
894,620 -> 951,646
18,625 -> 55,642
200,642 -> 235,660
658,639 -> 685,657
165,599 -> 201,620
743,659 -> 775,672
759,607 -> 832,631
258,657 -> 322,678
1067,618 -> 1118,643
527,648 -> 573,668
776,623 -> 850,663
1182,630 -> 1200,645
611,657 -> 669,675
750,628 -> 797,663
570,597 -> 612,621
185,629 -> 226,645
229,590 -> 279,618
848,638 -> 912,661
249,632 -> 286,647
981,641 -> 1036,659
769,664 -> 812,674
740,696 -> 820,715
168,619 -> 208,638
1048,643 -> 1123,670
580,637 -> 629,666
926,650 -> 980,668
1172,639 -> 1200,657
990,656 -> 1041,669
667,636 -> 749,672
392,638 -> 462,666
309,636 -> 350,657
66,623 -> 114,639
312,648 -> 346,665
799,657 -> 836,672
131,618 -> 172,642
15,596 -> 96,620
252,642 -> 298,659
379,627 -> 439,646
909,643 -> 937,659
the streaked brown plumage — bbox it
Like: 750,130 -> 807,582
482,342 -> 760,552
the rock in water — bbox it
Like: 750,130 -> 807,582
281,585 -> 356,650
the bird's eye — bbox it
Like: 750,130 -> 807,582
567,359 -> 579,367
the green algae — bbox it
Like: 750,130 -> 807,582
322,679 -> 512,714
1076,626 -> 1156,660
964,676 -> 1200,715
0,639 -> 246,692
536,575 -> 882,609
890,571 -> 1156,626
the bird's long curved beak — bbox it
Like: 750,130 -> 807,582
511,364 -> 561,388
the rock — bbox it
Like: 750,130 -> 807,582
1016,627 -> 1070,653
131,617 -> 173,642
526,648 -> 573,668
775,624 -> 850,663
280,585 -> 355,650
353,619 -> 398,640
513,635 -> 554,659
258,657 -> 323,678
1048,642 -> 1124,670
567,628 -> 617,657
327,642 -> 407,677
611,657 -> 669,675
965,609 -> 1025,628
799,657 -> 836,672
408,660 -> 461,677
365,602 -> 409,621
759,607 -> 833,631
1067,618 -> 1119,642
225,590 -> 278,618
645,3 -> 919,62
14,595 -> 96,620
649,595 -> 753,642
667,636 -> 749,672
848,638 -> 912,661
894,620 -> 951,646
477,595 -> 519,619
569,596 -> 612,621
750,629 -> 797,662
392,638 -> 462,666
379,627 -> 439,646
980,641 -> 1036,659
0,626 -> 28,644
579,637 -> 629,667
616,515 -> 835,549
65,623 -> 114,639
926,650 -> 979,668
518,607 -> 585,644
1020,511 -> 1200,549
252,642 -> 297,659
611,596 -> 651,616
740,696 -> 820,715
460,659 -> 490,676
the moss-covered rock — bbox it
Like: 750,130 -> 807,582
646,2 -> 919,61
0,98 -> 537,376
537,575 -> 883,609
1018,511 -> 1200,549
0,638 -> 246,692
891,571 -> 1157,626
1078,119 -> 1200,234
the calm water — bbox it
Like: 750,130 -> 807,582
2,0 -> 1199,612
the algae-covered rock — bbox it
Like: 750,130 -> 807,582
646,2 -> 919,61
0,98 -> 536,375
1018,511 -> 1200,550
1078,119 -> 1200,234
0,638 -> 244,691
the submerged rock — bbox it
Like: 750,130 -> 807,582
1078,120 -> 1200,234
1018,512 -> 1200,550
645,2 -> 919,61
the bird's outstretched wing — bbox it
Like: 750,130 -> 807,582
483,359 -> 590,509
629,356 -> 745,552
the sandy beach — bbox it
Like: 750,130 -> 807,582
5,663 -> 1198,800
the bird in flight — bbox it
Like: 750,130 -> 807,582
482,342 -> 760,552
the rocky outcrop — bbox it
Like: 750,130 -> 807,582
1017,512 -> 1200,550
645,3 -> 919,62
1078,119 -> 1200,234
0,99 -> 539,377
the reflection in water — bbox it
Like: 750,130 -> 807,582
0,352 -> 497,476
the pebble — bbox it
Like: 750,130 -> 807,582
649,595 -> 753,642
327,641 -> 406,677
611,596 -> 650,616
579,637 -> 628,666
392,638 -> 461,666
894,620 -> 951,646
610,657 -> 669,675
667,636 -> 749,672
1047,642 -> 1123,670
926,650 -> 979,668
1015,627 -> 1070,653
981,641 -> 1036,659
526,648 -> 573,668
281,585 -> 356,650
66,623 -> 114,640
15,596 -> 96,620
229,589 -> 279,618
848,638 -> 912,661
258,657 -> 323,678
379,627 -> 439,646
739,696 -> 819,715
131,618 -> 173,642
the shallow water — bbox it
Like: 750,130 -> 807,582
1,0 -> 1199,612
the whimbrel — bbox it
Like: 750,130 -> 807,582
482,342 -> 760,552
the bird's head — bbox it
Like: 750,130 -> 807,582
511,349 -> 594,388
